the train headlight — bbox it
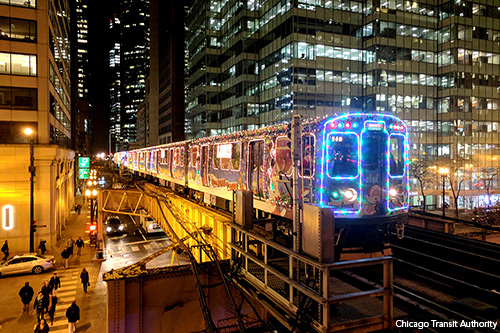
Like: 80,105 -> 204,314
332,190 -> 341,201
389,188 -> 398,196
344,188 -> 358,201
119,225 -> 124,231
106,226 -> 112,232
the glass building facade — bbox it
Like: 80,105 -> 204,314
185,0 -> 500,208
109,0 -> 150,151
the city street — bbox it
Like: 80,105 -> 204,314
0,202 -> 188,332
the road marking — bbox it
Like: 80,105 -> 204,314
143,244 -> 152,250
131,246 -> 140,252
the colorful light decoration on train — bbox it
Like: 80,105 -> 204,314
319,113 -> 409,215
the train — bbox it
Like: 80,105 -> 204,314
113,113 -> 409,259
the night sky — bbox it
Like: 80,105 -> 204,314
87,1 -> 118,153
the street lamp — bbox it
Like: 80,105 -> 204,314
465,163 -> 473,209
24,128 -> 35,253
439,167 -> 449,217
85,188 -> 97,222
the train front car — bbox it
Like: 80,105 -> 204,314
316,113 -> 409,258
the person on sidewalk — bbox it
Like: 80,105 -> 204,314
65,300 -> 80,333
33,318 -> 50,333
40,280 -> 52,312
49,273 -> 60,297
33,292 -> 45,322
38,239 -> 47,255
75,237 -> 84,256
47,292 -> 57,325
19,281 -> 34,314
1,240 -> 9,261
61,247 -> 70,268
80,268 -> 89,293
67,237 -> 75,256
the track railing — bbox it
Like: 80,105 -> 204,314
230,223 -> 393,332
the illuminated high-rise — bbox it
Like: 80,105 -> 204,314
0,0 -> 75,251
185,0 -> 500,208
109,0 -> 150,151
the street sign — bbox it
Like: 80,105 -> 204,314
78,168 -> 90,179
78,157 -> 90,168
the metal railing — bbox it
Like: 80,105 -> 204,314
230,223 -> 393,332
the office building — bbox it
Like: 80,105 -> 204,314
0,0 -> 75,251
185,0 -> 500,208
109,0 -> 150,151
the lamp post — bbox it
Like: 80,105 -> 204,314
85,188 -> 97,222
24,128 -> 35,253
439,167 -> 449,217
465,163 -> 473,209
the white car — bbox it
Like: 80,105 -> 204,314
0,253 -> 55,276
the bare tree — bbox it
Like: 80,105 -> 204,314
477,167 -> 498,207
440,157 -> 468,218
410,159 -> 434,211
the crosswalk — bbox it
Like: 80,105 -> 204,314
45,268 -> 80,332
106,240 -> 171,258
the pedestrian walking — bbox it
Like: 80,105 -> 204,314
65,301 -> 80,333
77,204 -> 82,214
75,237 -> 84,256
38,239 -> 47,255
19,281 -> 34,314
1,240 -> 9,261
33,318 -> 50,333
67,237 -> 75,256
47,292 -> 57,325
80,268 -> 89,293
40,280 -> 52,312
49,273 -> 60,296
61,247 -> 70,268
33,292 -> 45,322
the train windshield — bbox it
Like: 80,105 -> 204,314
390,135 -> 405,176
327,133 -> 358,178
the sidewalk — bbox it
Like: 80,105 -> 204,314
49,199 -> 107,333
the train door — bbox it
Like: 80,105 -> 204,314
201,145 -> 209,186
361,122 -> 389,214
169,148 -> 174,177
249,140 -> 265,198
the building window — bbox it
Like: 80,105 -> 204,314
0,17 -> 37,42
0,86 -> 37,109
0,52 -> 37,76
0,0 -> 36,8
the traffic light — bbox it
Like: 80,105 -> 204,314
89,224 -> 97,232
31,220 -> 37,233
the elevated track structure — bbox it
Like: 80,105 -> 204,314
100,182 -> 395,332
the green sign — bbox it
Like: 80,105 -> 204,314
78,168 -> 90,179
78,157 -> 90,168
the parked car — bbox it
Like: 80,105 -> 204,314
0,253 -> 55,277
105,216 -> 127,235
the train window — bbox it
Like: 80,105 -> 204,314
231,143 -> 241,170
301,135 -> 315,177
327,133 -> 358,178
191,147 -> 199,168
390,135 -> 405,176
362,133 -> 385,171
212,146 -> 220,169
180,147 -> 184,167
275,137 -> 292,175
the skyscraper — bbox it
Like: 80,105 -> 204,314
71,0 -> 91,155
0,0 -> 75,250
109,0 -> 150,151
185,0 -> 500,207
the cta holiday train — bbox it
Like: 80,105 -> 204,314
113,113 -> 409,257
